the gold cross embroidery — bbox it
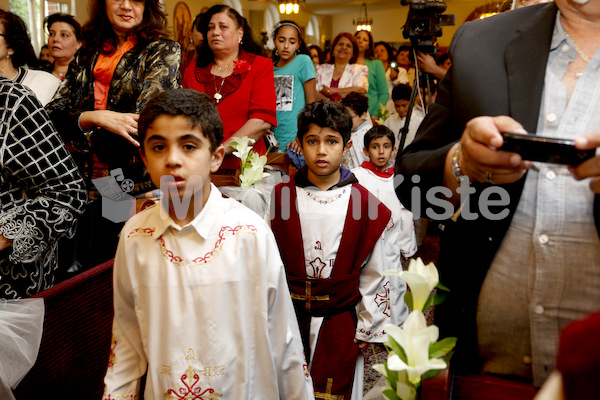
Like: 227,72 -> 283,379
315,378 -> 344,400
290,281 -> 329,312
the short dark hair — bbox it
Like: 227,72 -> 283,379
364,125 -> 395,149
436,52 -> 450,66
138,89 -> 224,152
197,5 -> 264,68
0,10 -> 36,68
341,92 -> 369,117
297,100 -> 352,147
45,13 -> 82,41
329,32 -> 359,64
392,84 -> 412,102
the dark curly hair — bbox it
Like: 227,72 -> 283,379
0,10 -> 37,68
341,92 -> 369,118
196,5 -> 264,68
329,32 -> 359,65
297,100 -> 352,147
81,0 -> 170,55
139,88 -> 224,152
45,13 -> 82,41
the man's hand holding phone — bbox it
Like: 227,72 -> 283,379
452,116 -> 531,186
571,131 -> 600,194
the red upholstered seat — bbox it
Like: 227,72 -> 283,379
13,260 -> 114,399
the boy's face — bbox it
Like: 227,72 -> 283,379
363,136 -> 394,170
348,108 -> 367,131
393,99 -> 410,118
141,115 -> 224,218
301,124 -> 349,189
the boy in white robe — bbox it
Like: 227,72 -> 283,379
384,83 -> 423,155
102,89 -> 313,400
341,92 -> 373,170
269,100 -> 394,400
351,125 -> 417,325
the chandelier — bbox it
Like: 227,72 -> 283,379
278,0 -> 305,14
353,3 -> 373,31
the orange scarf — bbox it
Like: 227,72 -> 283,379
93,36 -> 137,110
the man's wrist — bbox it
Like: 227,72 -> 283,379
452,143 -> 470,183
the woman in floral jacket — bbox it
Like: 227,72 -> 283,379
182,4 -> 276,158
45,0 -> 180,269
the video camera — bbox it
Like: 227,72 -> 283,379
401,0 -> 455,54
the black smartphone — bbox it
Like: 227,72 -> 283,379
500,132 -> 595,166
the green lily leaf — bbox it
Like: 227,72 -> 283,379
436,282 -> 450,292
382,389 -> 401,400
429,337 -> 457,359
385,363 -> 399,392
423,293 -> 447,310
404,291 -> 414,310
421,367 -> 445,381
389,335 -> 408,364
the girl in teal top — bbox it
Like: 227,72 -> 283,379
355,30 -> 389,118
272,20 -> 316,167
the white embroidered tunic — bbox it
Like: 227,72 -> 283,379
352,166 -> 417,325
103,184 -> 314,400
295,185 -> 391,399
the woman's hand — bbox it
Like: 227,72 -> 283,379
353,338 -> 368,349
79,110 -> 140,147
320,86 -> 332,98
571,131 -> 600,194
0,236 -> 12,251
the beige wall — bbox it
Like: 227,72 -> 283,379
37,0 -> 487,51
332,1 -> 485,49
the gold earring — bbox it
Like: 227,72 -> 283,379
238,37 -> 242,45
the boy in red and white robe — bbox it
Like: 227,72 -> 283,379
269,100 -> 396,400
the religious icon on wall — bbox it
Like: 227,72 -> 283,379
174,2 -> 192,50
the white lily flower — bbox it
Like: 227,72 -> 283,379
231,136 -> 256,162
385,312 -> 447,385
387,258 -> 439,311
239,152 -> 268,189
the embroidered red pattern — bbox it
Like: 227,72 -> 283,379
127,227 -> 156,238
159,225 -> 257,267
103,394 -> 138,399
107,333 -> 117,369
165,366 -> 223,399
374,281 -> 391,317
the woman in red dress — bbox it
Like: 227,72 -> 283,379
183,5 -> 276,158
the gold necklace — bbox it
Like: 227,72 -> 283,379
214,62 -> 232,73
565,31 -> 591,64
213,76 -> 225,103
